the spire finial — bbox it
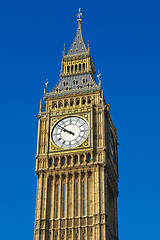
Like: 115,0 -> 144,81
88,40 -> 90,51
44,78 -> 48,94
77,8 -> 82,23
97,71 -> 101,86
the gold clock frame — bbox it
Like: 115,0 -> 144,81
49,111 -> 91,153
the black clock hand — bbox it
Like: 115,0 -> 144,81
57,125 -> 75,136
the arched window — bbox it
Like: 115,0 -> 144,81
82,98 -> 86,105
61,157 -> 65,166
67,65 -> 70,73
79,64 -> 81,71
70,99 -> 74,106
71,65 -> 73,72
87,153 -> 91,163
76,235 -> 78,240
53,102 -> 57,108
59,101 -> 63,108
83,234 -> 85,240
75,64 -> 77,72
80,154 -> 84,163
74,155 -> 78,164
88,97 -> 91,104
64,101 -> 69,107
54,157 -> 59,167
76,99 -> 80,105
67,155 -> 71,165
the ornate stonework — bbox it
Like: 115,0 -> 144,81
34,9 -> 119,240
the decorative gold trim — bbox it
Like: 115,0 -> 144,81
49,112 -> 91,153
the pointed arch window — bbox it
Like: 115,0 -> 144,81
74,155 -> 78,164
67,66 -> 70,73
71,65 -> 73,72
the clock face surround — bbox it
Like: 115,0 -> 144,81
52,116 -> 89,149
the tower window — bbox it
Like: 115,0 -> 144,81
79,64 -> 81,71
62,184 -> 65,218
82,181 -> 85,216
63,81 -> 66,86
54,157 -> 59,167
76,235 -> 78,240
61,157 -> 65,165
71,65 -> 73,72
67,66 -> 70,73
88,98 -> 91,104
82,98 -> 86,105
64,101 -> 69,107
76,99 -> 80,105
75,64 -> 77,72
74,155 -> 78,164
53,102 -> 57,108
56,185 -> 59,218
87,153 -> 91,162
67,155 -> 71,165
70,100 -> 74,106
80,154 -> 84,163
73,80 -> 76,85
83,234 -> 85,240
76,182 -> 79,216
83,63 -> 85,70
59,102 -> 63,108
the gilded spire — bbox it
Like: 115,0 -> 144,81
77,8 -> 82,23
65,8 -> 88,57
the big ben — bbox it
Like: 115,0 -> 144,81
34,9 -> 119,240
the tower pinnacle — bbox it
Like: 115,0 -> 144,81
77,8 -> 82,23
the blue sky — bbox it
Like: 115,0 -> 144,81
0,0 -> 160,239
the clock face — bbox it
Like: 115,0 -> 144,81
52,116 -> 89,149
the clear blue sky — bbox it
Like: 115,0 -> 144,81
0,0 -> 160,239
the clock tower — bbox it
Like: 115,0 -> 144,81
34,9 -> 119,240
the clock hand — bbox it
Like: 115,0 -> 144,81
57,125 -> 75,136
